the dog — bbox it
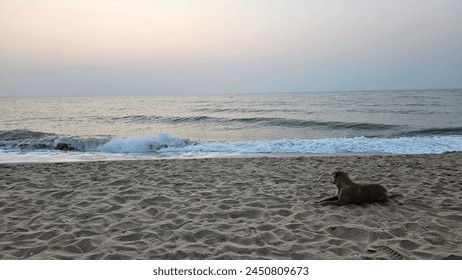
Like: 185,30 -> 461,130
317,171 -> 392,206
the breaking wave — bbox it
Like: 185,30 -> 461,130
1,129 -> 461,156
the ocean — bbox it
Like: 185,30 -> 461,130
1,89 -> 461,162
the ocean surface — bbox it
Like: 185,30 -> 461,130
1,89 -> 461,162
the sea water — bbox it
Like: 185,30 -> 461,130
1,89 -> 461,162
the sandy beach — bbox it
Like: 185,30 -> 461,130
0,153 -> 461,260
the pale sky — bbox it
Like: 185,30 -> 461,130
1,0 -> 461,96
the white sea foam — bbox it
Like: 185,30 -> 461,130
86,133 -> 462,155
157,135 -> 462,155
1,131 -> 461,162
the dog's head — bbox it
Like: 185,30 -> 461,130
331,170 -> 349,184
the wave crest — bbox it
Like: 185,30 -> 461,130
100,132 -> 194,153
1,129 -> 461,155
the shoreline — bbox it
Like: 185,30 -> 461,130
1,151 -> 461,164
1,153 -> 461,259
0,151 -> 388,164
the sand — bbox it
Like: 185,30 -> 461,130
0,153 -> 461,260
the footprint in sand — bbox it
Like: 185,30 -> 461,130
366,245 -> 404,260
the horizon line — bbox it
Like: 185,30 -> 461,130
1,87 -> 461,98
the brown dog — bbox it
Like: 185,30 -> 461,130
317,171 -> 390,206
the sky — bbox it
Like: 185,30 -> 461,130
1,0 -> 462,96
